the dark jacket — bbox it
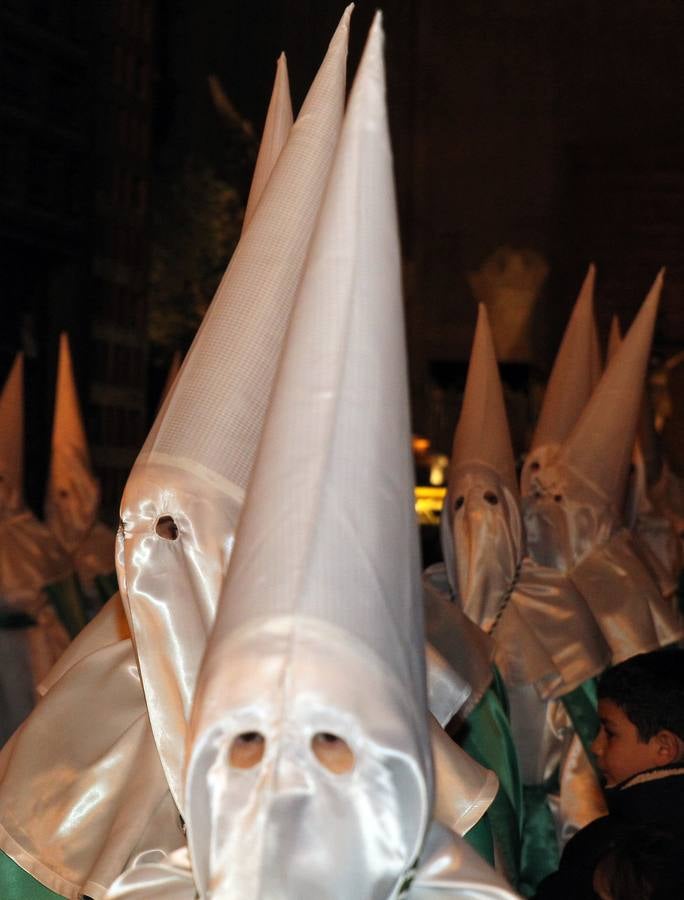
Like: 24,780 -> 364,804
533,765 -> 684,899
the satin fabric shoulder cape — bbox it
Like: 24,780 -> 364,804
0,595 -> 180,900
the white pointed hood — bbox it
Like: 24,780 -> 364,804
184,16 -> 431,899
524,271 -> 663,570
606,315 -> 648,528
609,318 -> 684,595
0,353 -> 70,601
606,315 -> 643,526
45,333 -> 100,553
442,306 -> 610,696
242,53 -> 293,231
521,265 -> 601,496
0,353 -> 24,517
443,304 -> 523,629
116,7 -> 351,811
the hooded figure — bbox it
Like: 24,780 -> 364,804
520,265 -> 601,499
0,33 -> 345,899
523,272 -> 682,662
45,333 -> 117,616
441,305 -> 611,893
605,315 -> 682,602
107,16 -> 519,900
116,7 -> 351,814
0,353 -> 70,744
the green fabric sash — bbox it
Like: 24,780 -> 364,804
518,678 -> 600,896
463,809 -> 495,866
560,677 -> 600,777
0,850 -> 65,899
461,680 -> 523,889
490,665 -> 511,718
519,774 -> 560,897
45,573 -> 87,638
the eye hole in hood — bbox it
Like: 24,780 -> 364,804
311,732 -> 355,774
229,731 -> 265,769
155,515 -> 179,541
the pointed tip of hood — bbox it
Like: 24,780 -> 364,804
560,270 -> 663,508
52,332 -> 90,460
242,48 -> 294,231
530,263 -> 602,453
132,5 -> 350,495
450,304 -> 518,499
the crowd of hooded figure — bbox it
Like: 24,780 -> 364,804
0,8 -> 683,900
0,333 -> 118,747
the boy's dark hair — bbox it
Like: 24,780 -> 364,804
598,648 -> 684,743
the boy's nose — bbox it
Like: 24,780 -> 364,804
590,729 -> 605,758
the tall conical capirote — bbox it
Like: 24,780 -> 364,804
0,353 -> 24,516
559,270 -> 664,510
0,350 -> 71,599
185,14 -> 431,899
135,6 -> 352,493
116,7 -> 352,812
242,52 -> 293,231
449,303 -> 518,499
605,314 -> 645,523
607,313 -> 662,487
525,265 -> 601,475
441,303 -> 524,629
45,332 -> 100,553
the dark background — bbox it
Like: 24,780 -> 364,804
1,0 -> 683,519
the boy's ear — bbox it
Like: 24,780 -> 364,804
653,730 -> 684,765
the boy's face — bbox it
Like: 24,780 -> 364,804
592,699 -> 668,786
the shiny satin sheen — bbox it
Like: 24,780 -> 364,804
107,823 -> 522,899
117,460 -> 241,810
523,459 -> 682,659
443,463 -> 609,698
494,560 -> 610,698
422,564 -> 494,718
0,595 -> 181,900
185,618 -> 431,900
425,643 -> 471,727
447,465 -> 522,633
429,716 -> 499,838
